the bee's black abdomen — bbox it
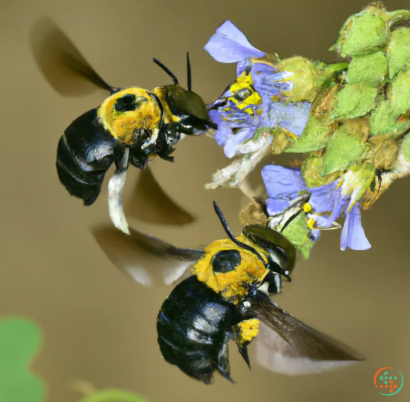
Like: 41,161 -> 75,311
56,136 -> 103,205
157,276 -> 237,384
56,108 -> 121,205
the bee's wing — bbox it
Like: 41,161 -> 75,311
242,292 -> 363,375
124,167 -> 195,226
92,226 -> 204,287
30,17 -> 113,96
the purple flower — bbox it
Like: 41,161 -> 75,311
204,21 -> 265,63
261,165 -> 371,251
261,97 -> 311,138
261,165 -> 308,215
206,21 -> 311,156
249,63 -> 294,98
209,105 -> 259,158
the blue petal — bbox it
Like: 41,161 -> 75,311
209,110 -> 232,147
327,191 -> 349,223
309,181 -> 339,213
266,198 -> 290,216
260,99 -> 311,137
341,203 -> 371,251
237,58 -> 252,76
279,102 -> 311,137
205,21 -> 265,63
223,127 -> 256,158
262,165 -> 307,199
310,214 -> 333,229
273,81 -> 294,92
251,65 -> 294,98
311,229 -> 321,241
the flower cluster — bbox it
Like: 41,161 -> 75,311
204,3 -> 410,255
261,165 -> 372,251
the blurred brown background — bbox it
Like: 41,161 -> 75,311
1,0 -> 410,401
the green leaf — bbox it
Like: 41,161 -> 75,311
402,134 -> 410,163
79,389 -> 149,402
345,164 -> 375,205
282,213 -> 314,259
338,10 -> 388,57
277,57 -> 323,102
332,84 -> 377,120
387,28 -> 410,79
391,68 -> 410,116
302,154 -> 340,188
0,317 -> 45,402
370,100 -> 410,137
285,114 -> 331,153
347,51 -> 387,87
321,127 -> 366,176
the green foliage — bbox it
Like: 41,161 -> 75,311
387,28 -> 410,79
282,213 -> 314,259
285,114 -> 330,153
402,134 -> 410,163
0,317 -> 45,402
321,127 -> 366,175
370,100 -> 410,137
347,51 -> 387,87
332,84 -> 377,120
331,8 -> 388,57
302,154 -> 340,188
278,58 -> 345,103
346,164 -> 376,205
391,68 -> 410,116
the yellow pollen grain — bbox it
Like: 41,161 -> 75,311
303,203 -> 312,213
235,319 -> 260,345
307,217 -> 316,230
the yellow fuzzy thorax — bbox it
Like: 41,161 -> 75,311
98,87 -> 162,145
227,72 -> 262,115
233,319 -> 260,346
193,235 -> 270,304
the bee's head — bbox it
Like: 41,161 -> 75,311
194,202 -> 296,304
153,55 -> 216,134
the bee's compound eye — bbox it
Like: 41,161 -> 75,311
114,94 -> 148,112
234,87 -> 252,101
212,250 -> 241,274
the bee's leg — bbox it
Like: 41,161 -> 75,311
108,148 -> 130,235
141,128 -> 159,150
232,318 -> 260,369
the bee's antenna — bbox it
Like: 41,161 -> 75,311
187,52 -> 192,91
213,201 -> 265,262
153,58 -> 179,85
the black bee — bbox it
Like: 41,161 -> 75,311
94,202 -> 363,384
31,19 -> 215,233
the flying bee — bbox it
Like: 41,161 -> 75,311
31,19 -> 215,234
94,202 -> 363,384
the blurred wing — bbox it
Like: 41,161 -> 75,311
92,226 -> 204,287
30,17 -> 113,96
125,167 -> 195,226
242,292 -> 363,375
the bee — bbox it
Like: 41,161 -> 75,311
94,202 -> 363,384
31,19 -> 215,234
